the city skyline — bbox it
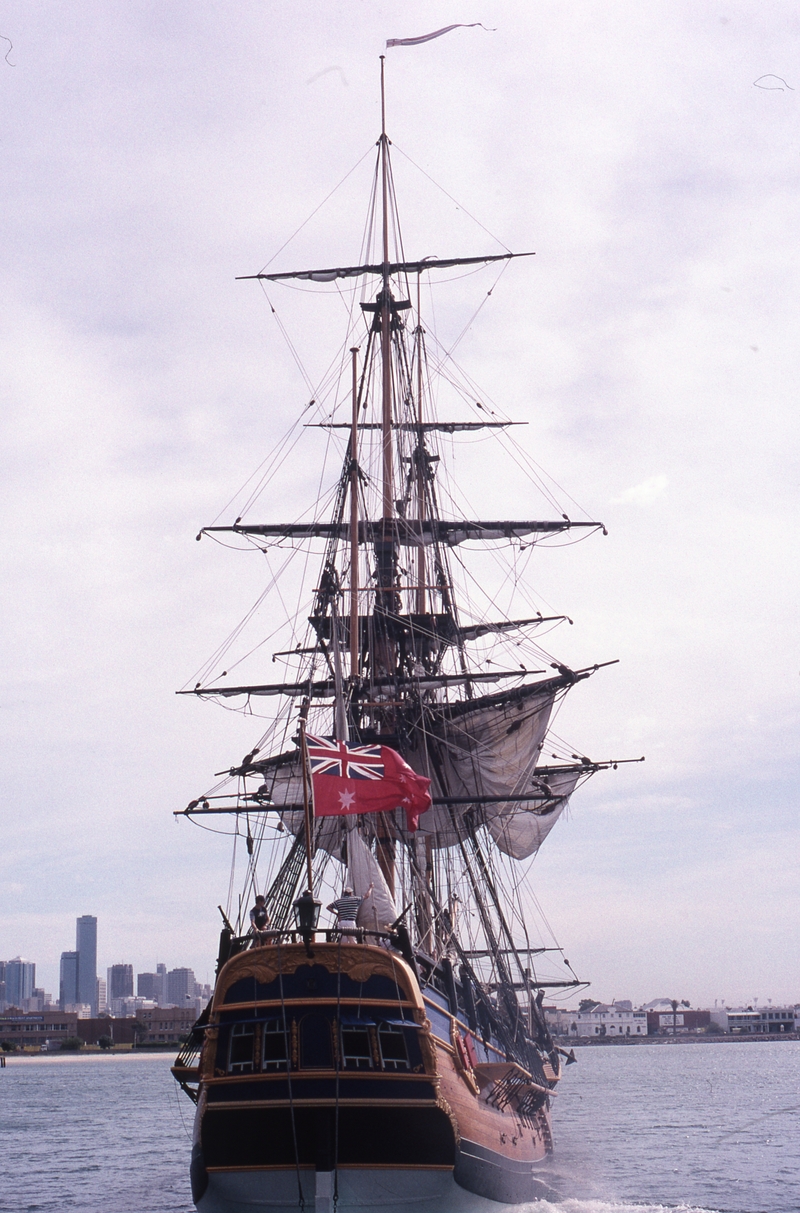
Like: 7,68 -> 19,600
6,893 -> 800,1012
2,930 -> 795,1018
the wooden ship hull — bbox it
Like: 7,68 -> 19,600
175,942 -> 561,1213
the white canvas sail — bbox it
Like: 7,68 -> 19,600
347,829 -> 398,929
399,686 -> 558,850
484,767 -> 583,859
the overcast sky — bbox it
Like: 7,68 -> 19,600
1,2 -> 798,1008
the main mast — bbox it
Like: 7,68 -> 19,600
186,66 -> 615,978
379,56 -> 394,522
373,58 -> 400,689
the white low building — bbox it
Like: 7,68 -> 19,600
710,1007 -> 797,1034
570,1001 -> 648,1038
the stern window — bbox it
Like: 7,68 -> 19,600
378,1025 -> 409,1071
262,1018 -> 289,1071
228,1023 -> 256,1073
341,1024 -> 373,1070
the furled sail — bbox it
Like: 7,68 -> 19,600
347,830 -> 398,930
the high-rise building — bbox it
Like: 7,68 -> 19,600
96,977 -> 107,1015
0,959 -> 6,1009
166,967 -> 196,1008
60,951 -> 79,1011
139,963 -> 168,1004
27,987 -> 47,1012
6,957 -> 36,1009
107,964 -> 133,1000
137,972 -> 159,1000
76,915 -> 98,1017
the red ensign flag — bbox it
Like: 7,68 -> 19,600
306,735 -> 432,832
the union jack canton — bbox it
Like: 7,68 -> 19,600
306,735 -> 384,781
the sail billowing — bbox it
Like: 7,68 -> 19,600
484,767 -> 582,858
400,683 -> 557,852
243,676 -> 578,861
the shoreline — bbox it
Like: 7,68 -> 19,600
562,1032 -> 800,1046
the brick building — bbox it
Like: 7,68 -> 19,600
136,1005 -> 197,1044
1,1011 -> 78,1047
0,1011 -> 141,1048
646,1009 -> 711,1034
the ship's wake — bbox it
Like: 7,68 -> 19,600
526,1203 -> 721,1213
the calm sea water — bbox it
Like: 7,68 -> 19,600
0,1041 -> 797,1213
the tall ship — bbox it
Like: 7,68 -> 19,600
172,64 -> 629,1213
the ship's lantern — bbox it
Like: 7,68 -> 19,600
293,890 -> 321,936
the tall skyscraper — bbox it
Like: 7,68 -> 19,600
156,963 -> 167,1005
107,964 -> 133,1000
96,977 -> 107,1015
137,972 -> 158,1000
166,967 -> 196,1008
5,957 -> 35,1008
76,915 -> 98,1016
60,951 -> 79,1010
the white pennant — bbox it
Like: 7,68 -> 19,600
386,23 -> 495,49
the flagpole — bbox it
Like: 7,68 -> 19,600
298,698 -> 314,894
379,55 -> 393,521
415,274 -> 426,615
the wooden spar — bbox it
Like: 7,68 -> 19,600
415,274 -> 426,615
298,698 -> 314,894
379,56 -> 393,520
349,346 -> 360,679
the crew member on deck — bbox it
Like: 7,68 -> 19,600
249,894 -> 273,943
327,885 -> 372,943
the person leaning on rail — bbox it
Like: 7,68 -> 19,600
248,894 -> 276,945
327,884 -> 374,943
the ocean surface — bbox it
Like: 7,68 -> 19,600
0,1040 -> 797,1213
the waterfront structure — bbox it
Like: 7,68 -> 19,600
59,951 -> 79,1011
570,1002 -> 648,1037
108,964 -> 134,1000
76,915 -> 98,1017
543,1005 -> 576,1037
0,1010 -> 78,1047
0,1010 -> 139,1048
646,1008 -> 710,1034
710,1007 -> 797,1034
5,957 -> 35,1010
137,1005 -> 196,1044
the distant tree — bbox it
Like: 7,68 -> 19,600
97,1035 -> 114,1050
131,1018 -> 148,1047
0,1039 -> 19,1053
60,1036 -> 83,1051
705,1021 -> 725,1034
579,999 -> 599,1012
